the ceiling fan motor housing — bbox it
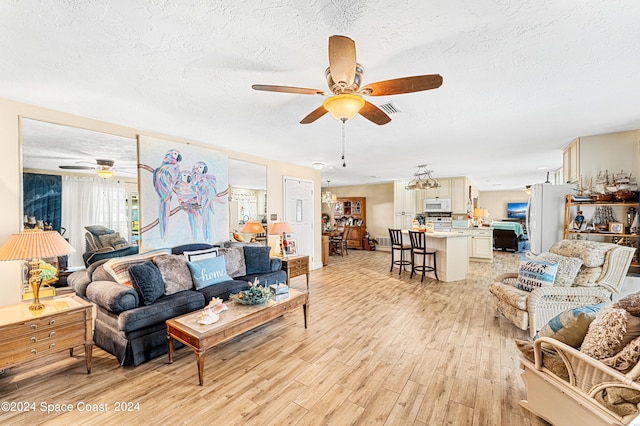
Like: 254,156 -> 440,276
325,64 -> 363,93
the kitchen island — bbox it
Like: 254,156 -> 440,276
403,231 -> 469,282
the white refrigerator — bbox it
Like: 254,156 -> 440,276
526,183 -> 576,255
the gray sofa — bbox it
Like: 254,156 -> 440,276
69,243 -> 287,366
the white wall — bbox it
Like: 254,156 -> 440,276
0,98 -> 321,307
577,130 -> 640,186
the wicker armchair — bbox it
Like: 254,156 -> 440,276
490,240 -> 635,338
520,337 -> 640,425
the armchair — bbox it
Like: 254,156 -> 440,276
489,240 -> 635,337
83,225 -> 138,267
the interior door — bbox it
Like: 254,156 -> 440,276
284,178 -> 313,262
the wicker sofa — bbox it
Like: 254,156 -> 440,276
69,243 -> 287,366
489,240 -> 635,338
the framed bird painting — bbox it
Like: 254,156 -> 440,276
137,135 -> 229,252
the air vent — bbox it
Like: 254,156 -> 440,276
378,101 -> 402,115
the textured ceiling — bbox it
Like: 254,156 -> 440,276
3,1 -> 640,190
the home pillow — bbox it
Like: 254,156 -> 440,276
527,252 -> 583,287
154,254 -> 194,295
183,247 -> 219,262
188,255 -> 231,290
581,307 -> 640,359
218,246 -> 246,277
103,249 -> 171,286
129,261 -> 165,305
243,246 -> 271,275
535,303 -> 606,348
514,259 -> 559,292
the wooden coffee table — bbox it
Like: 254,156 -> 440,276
166,288 -> 309,385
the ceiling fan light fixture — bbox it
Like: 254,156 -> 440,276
323,93 -> 365,121
96,168 -> 113,178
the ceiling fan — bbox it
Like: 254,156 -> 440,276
252,35 -> 443,125
58,159 -> 131,178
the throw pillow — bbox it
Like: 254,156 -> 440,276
98,232 -> 121,248
183,247 -> 219,262
535,303 -> 606,348
527,252 -> 583,287
187,255 -> 231,290
515,259 -> 559,292
549,240 -> 618,268
103,249 -> 171,286
581,307 -> 640,359
601,335 -> 640,374
85,225 -> 115,236
111,237 -> 130,250
243,245 -> 271,275
129,261 -> 165,305
218,246 -> 246,277
154,254 -> 194,295
614,292 -> 640,317
573,266 -> 603,286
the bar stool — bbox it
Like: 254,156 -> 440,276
388,228 -> 411,274
408,230 -> 439,282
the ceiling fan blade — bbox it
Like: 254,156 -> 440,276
58,165 -> 95,170
300,105 -> 329,124
359,101 -> 392,125
252,84 -> 325,96
362,74 -> 443,96
328,35 -> 356,87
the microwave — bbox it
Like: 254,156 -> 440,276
424,198 -> 452,213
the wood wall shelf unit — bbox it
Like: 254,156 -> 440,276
563,194 -> 639,267
334,197 -> 367,249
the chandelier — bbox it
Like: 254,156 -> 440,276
322,180 -> 338,204
405,165 -> 441,190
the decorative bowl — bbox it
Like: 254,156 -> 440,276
231,284 -> 271,305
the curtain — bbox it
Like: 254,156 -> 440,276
23,173 -> 62,232
62,176 -> 129,267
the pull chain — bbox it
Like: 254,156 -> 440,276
341,118 -> 346,167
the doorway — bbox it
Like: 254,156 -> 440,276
283,178 -> 314,263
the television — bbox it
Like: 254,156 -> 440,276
507,202 -> 528,219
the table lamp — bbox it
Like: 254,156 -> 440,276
474,208 -> 489,226
268,222 -> 293,257
241,221 -> 265,243
0,229 -> 74,310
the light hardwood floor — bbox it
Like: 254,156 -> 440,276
0,249 -> 550,425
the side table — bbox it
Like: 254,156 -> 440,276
281,255 -> 309,290
0,295 -> 93,374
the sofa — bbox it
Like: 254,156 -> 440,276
489,239 -> 636,337
490,221 -> 529,252
69,243 -> 287,366
516,292 -> 640,425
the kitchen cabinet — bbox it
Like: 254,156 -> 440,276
451,176 -> 478,215
563,138 -> 580,184
451,228 -> 493,261
394,180 -> 416,228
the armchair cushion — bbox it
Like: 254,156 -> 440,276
85,225 -> 116,236
550,240 -> 618,268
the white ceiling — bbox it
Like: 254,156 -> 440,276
3,1 -> 640,191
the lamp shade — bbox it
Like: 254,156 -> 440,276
0,230 -> 74,261
268,222 -> 293,235
241,221 -> 265,234
323,93 -> 365,121
96,168 -> 113,178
